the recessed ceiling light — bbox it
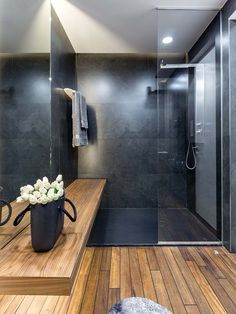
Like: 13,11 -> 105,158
162,36 -> 173,44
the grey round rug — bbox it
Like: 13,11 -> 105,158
108,297 -> 173,314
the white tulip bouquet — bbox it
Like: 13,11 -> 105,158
16,175 -> 64,205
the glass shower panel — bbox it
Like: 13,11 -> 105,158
156,9 -> 221,243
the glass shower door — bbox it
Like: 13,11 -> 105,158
156,8 -> 221,243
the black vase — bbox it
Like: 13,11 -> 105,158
13,196 -> 77,252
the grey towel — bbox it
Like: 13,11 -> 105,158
72,92 -> 88,147
80,96 -> 88,129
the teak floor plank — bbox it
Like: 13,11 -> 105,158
79,248 -> 103,314
196,248 -> 225,279
187,247 -> 206,267
129,248 -> 144,298
120,248 -> 132,299
0,179 -> 106,296
187,261 -> 226,314
163,247 -> 195,305
101,248 -> 112,271
137,248 -> 157,302
200,266 -> 236,313
185,305 -> 201,314
14,296 -> 35,313
94,271 -> 109,314
146,248 -> 159,271
1,247 -> 236,313
155,248 -> 187,314
66,248 -> 94,314
151,270 -> 173,312
107,289 -> 120,313
218,278 -> 236,306
170,247 -> 213,314
109,247 -> 120,289
204,247 -> 236,289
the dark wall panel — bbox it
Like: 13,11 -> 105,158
50,7 -> 78,186
76,54 -> 188,210
220,0 -> 236,251
0,54 -> 51,201
77,54 -> 189,244
76,54 -> 158,209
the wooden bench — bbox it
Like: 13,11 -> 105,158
0,179 -> 106,295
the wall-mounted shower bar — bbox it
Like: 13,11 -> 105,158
155,7 -> 220,11
160,63 -> 204,69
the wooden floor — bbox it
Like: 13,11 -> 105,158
1,246 -> 236,313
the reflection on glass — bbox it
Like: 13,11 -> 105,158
0,0 -> 50,245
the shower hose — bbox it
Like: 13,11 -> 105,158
186,141 -> 197,170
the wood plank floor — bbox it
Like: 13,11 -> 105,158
1,246 -> 236,313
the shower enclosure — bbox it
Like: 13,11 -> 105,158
156,8 -> 222,243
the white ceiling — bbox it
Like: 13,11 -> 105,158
0,0 -> 227,54
52,0 -> 228,54
0,0 -> 50,53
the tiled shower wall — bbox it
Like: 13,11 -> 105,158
76,54 -> 187,210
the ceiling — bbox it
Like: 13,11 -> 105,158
0,0 -> 50,53
52,0 -> 228,54
0,0 -> 228,54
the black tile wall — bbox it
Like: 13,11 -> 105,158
195,0 -> 236,251
229,19 -> 236,252
0,54 -> 51,201
77,54 -> 188,210
76,54 -> 190,244
77,54 -> 159,210
50,7 -> 78,186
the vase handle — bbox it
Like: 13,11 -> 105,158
13,205 -> 31,226
0,200 -> 12,226
62,198 -> 77,222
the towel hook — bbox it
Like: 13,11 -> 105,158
64,88 -> 75,99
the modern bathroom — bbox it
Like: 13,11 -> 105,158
1,0 -> 236,313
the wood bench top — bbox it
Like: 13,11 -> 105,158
0,179 -> 106,295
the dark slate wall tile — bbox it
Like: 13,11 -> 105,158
77,54 -> 157,104
157,174 -> 187,208
0,54 -> 51,202
77,139 -> 158,176
100,174 -> 158,209
85,100 -> 157,140
0,139 -> 50,176
77,53 -> 187,210
157,139 -> 186,174
0,54 -> 50,140
216,0 -> 236,251
50,7 -> 78,186
229,18 -> 236,251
